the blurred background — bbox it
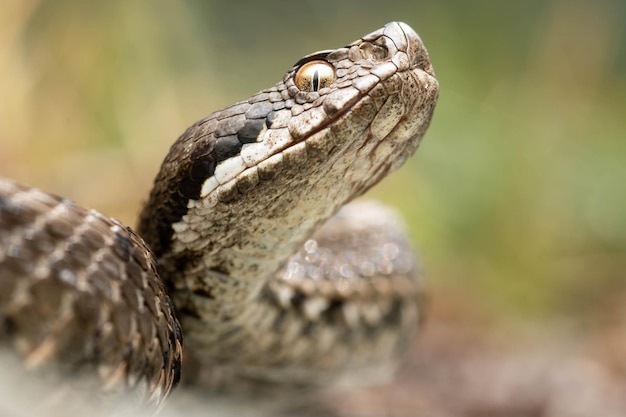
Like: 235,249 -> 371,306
1,0 -> 625,415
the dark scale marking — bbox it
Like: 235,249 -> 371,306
179,144 -> 218,201
64,241 -> 93,269
121,280 -> 140,311
126,261 -> 146,289
265,111 -> 276,128
191,286 -> 215,299
271,309 -> 287,333
0,197 -> 31,229
2,315 -> 17,337
45,216 -> 75,239
2,252 -> 32,275
142,284 -> 158,316
290,290 -> 307,309
213,135 -> 243,161
113,232 -> 133,261
237,119 -> 265,144
189,159 -> 216,181
382,297 -> 404,327
178,178 -> 201,200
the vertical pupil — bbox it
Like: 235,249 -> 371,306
312,70 -> 319,91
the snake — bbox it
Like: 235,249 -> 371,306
0,21 -> 438,411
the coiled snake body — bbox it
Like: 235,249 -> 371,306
0,22 -> 438,409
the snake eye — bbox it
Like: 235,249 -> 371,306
294,60 -> 335,92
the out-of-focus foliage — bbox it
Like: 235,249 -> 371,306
0,0 -> 624,326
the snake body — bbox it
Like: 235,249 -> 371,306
0,22 -> 438,407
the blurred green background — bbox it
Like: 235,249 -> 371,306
0,0 -> 624,333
